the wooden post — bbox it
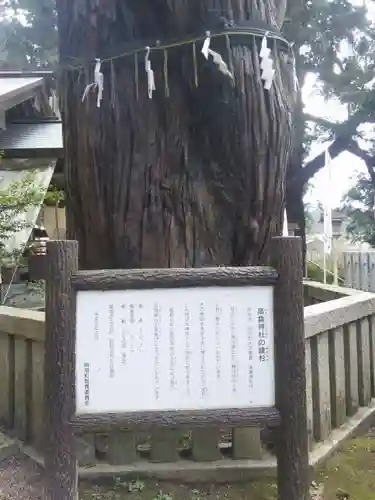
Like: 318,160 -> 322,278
44,240 -> 78,500
271,237 -> 309,500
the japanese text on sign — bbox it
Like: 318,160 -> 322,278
75,286 -> 275,414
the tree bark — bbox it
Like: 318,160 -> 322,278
286,180 -> 306,271
285,44 -> 307,272
57,0 -> 296,269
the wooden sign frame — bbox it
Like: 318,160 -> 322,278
44,237 -> 309,500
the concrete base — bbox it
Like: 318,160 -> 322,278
309,401 -> 375,469
19,401 -> 375,484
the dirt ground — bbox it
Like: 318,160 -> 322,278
0,454 -> 44,500
2,432 -> 375,500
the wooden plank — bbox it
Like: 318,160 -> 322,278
311,332 -> 331,441
329,327 -> 346,428
71,407 -> 281,432
344,253 -> 352,288
369,254 -> 375,293
30,342 -> 44,450
150,429 -> 180,463
0,332 -> 12,427
191,429 -> 222,462
352,252 -> 361,290
344,322 -> 359,416
305,341 -> 314,448
332,249 -> 339,286
357,318 -> 372,406
369,254 -> 373,289
14,337 -> 29,440
232,427 -> 263,459
304,294 -> 375,340
0,307 -> 45,343
359,253 -> 370,292
369,315 -> 375,397
71,267 -> 278,290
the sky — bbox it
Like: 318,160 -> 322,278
304,0 -> 375,209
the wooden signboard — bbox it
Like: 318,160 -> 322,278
75,285 -> 274,414
44,237 -> 309,500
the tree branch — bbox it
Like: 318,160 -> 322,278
304,113 -> 341,132
346,140 -> 375,187
291,107 -> 375,187
293,136 -> 349,187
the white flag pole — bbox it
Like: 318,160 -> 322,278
323,148 -> 333,284
283,209 -> 289,237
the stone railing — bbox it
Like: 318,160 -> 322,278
0,307 -> 44,451
304,291 -> 375,458
304,280 -> 359,306
0,281 -> 375,481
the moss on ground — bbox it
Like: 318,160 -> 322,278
315,435 -> 375,500
79,434 -> 375,500
80,480 -> 277,500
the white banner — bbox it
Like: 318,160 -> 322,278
283,209 -> 288,237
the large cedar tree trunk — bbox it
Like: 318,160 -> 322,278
286,79 -> 306,269
57,0 -> 296,270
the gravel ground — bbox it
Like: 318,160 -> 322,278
0,454 -> 44,500
0,426 -> 374,500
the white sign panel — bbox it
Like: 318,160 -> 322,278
75,286 -> 274,414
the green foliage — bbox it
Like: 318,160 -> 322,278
153,492 -> 173,500
286,0 -> 375,180
307,261 -> 334,284
0,0 -> 371,89
0,171 -> 45,264
0,0 -> 57,69
44,184 -> 65,207
299,0 -> 372,102
342,172 -> 375,246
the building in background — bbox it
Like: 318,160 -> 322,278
0,71 -> 63,307
308,208 -> 348,239
306,208 -> 370,278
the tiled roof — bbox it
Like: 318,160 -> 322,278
0,77 -> 43,100
0,122 -> 63,158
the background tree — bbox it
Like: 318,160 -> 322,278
0,172 -> 45,262
285,0 -> 375,257
2,0 -> 375,267
0,172 -> 56,307
0,0 -> 57,68
342,172 -> 375,246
